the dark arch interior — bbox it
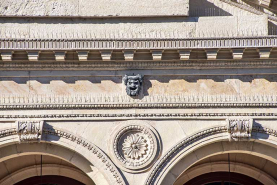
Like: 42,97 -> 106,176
184,172 -> 263,185
15,175 -> 85,185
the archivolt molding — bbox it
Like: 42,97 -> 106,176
175,161 -> 277,185
43,127 -> 126,185
144,124 -> 277,185
144,125 -> 228,185
0,94 -> 277,110
0,126 -> 126,185
0,164 -> 94,185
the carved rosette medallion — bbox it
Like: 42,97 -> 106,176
110,122 -> 160,172
227,118 -> 253,141
122,134 -> 148,159
16,120 -> 44,142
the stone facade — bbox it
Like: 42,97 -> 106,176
0,0 -> 277,185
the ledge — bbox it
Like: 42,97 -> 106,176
0,36 -> 276,50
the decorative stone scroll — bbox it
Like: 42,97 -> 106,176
16,120 -> 44,142
227,118 -> 253,141
123,74 -> 143,96
110,122 -> 160,173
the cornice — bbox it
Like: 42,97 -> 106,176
0,113 -> 277,120
0,36 -> 276,50
0,94 -> 277,110
1,60 -> 277,70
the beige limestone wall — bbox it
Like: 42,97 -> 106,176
0,0 -> 189,17
0,15 -> 268,39
1,75 -> 277,96
0,77 -> 122,95
197,15 -> 268,37
144,75 -> 277,96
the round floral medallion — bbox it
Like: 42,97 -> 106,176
110,122 -> 160,172
122,134 -> 148,159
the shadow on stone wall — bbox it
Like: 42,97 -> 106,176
143,75 -> 277,96
189,0 -> 232,17
269,21 -> 277,35
252,121 -> 269,140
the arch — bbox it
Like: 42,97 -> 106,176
0,164 -> 94,185
0,125 -> 126,185
175,161 -> 276,185
184,172 -> 263,185
145,125 -> 277,185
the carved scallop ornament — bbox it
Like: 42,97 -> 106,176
110,122 -> 160,173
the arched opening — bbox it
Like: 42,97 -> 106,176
0,154 -> 94,185
176,152 -> 277,185
184,172 -> 263,185
0,141 -> 110,185
15,175 -> 85,185
0,125 -> 126,185
146,131 -> 277,185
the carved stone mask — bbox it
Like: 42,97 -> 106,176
123,74 -> 143,96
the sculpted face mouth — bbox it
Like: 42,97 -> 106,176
129,86 -> 137,91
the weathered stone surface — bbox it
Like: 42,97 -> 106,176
197,15 -> 268,37
144,75 -> 277,96
1,75 -> 277,96
0,0 -> 189,17
0,15 -> 268,39
0,1 -> 277,185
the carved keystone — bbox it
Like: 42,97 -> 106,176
258,48 -> 271,59
54,51 -> 66,61
1,52 -> 13,61
232,49 -> 244,59
178,50 -> 191,60
100,51 -> 112,61
77,51 -> 89,61
227,118 -> 253,141
123,74 -> 143,96
27,51 -> 40,61
16,120 -> 44,142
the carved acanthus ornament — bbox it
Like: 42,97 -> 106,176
227,118 -> 253,141
16,120 -> 44,142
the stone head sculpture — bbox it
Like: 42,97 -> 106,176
123,74 -> 143,96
